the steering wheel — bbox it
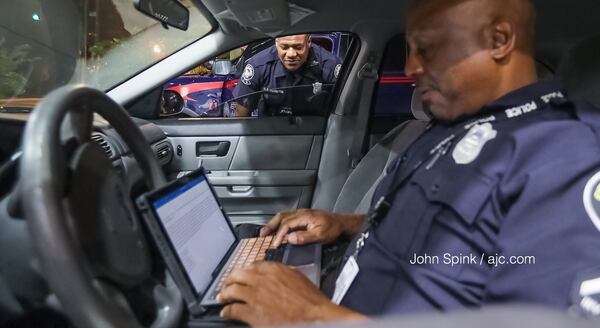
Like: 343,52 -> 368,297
19,85 -> 183,327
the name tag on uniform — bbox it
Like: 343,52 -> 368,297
332,256 -> 359,304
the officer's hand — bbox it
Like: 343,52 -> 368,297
233,102 -> 251,117
218,262 -> 365,327
260,209 -> 359,248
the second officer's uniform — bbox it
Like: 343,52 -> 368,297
232,44 -> 341,116
332,80 -> 600,316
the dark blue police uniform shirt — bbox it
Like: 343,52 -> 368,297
340,80 -> 600,315
232,44 -> 341,115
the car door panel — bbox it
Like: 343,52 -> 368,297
170,136 -> 240,170
206,170 -> 316,185
214,186 -> 313,224
168,136 -> 321,171
157,116 -> 326,136
157,116 -> 326,224
230,135 -> 313,170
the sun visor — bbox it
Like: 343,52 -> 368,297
220,0 -> 314,36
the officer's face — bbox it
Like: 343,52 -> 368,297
275,35 -> 311,72
405,0 -> 502,121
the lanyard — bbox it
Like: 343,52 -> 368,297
351,89 -> 567,259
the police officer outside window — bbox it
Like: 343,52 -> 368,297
232,34 -> 342,117
217,0 -> 600,326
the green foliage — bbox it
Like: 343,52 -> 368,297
0,44 -> 37,99
89,38 -> 121,59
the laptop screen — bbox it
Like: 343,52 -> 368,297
151,174 -> 236,295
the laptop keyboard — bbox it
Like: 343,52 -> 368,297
214,236 -> 276,295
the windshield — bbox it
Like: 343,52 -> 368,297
0,0 -> 212,108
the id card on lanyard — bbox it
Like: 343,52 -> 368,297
330,89 -> 566,305
332,256 -> 359,305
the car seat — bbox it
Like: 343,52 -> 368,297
556,34 -> 600,108
332,91 -> 429,214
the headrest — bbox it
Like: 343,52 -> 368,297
556,34 -> 600,107
410,89 -> 431,121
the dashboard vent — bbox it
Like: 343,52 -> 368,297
154,141 -> 173,164
91,133 -> 114,159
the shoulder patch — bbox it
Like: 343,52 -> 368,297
334,64 -> 342,79
452,123 -> 497,165
583,170 -> 600,232
241,64 -> 255,86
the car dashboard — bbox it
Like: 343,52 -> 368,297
0,111 -> 174,193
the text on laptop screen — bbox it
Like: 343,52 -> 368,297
153,175 -> 236,294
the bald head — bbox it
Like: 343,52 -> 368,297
490,0 -> 536,53
409,0 -> 535,53
406,0 -> 538,121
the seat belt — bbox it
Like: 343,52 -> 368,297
347,52 -> 379,168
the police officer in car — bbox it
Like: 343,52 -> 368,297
232,34 -> 342,117
217,0 -> 600,326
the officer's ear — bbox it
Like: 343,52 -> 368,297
489,21 -> 516,61
306,35 -> 312,47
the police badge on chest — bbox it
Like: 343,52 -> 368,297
453,123 -> 497,165
312,82 -> 323,95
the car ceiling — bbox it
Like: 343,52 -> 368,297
201,0 -> 600,69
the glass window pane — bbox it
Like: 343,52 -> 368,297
160,32 -> 355,119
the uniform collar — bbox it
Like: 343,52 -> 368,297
448,80 -> 565,126
484,80 -> 564,111
274,59 -> 288,78
267,46 -> 287,78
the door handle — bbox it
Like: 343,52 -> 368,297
196,141 -> 230,157
228,186 -> 253,193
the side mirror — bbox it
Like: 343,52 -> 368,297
213,59 -> 234,76
133,0 -> 189,31
160,90 -> 184,116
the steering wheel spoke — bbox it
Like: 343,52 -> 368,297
59,100 -> 94,145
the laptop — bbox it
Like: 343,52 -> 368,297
136,167 -> 321,316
